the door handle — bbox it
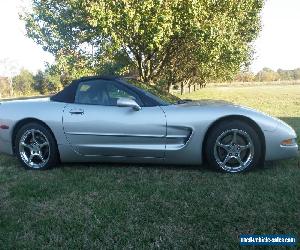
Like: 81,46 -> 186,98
69,109 -> 84,115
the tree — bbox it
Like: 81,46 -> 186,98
0,77 -> 10,98
255,68 -> 279,82
34,70 -> 46,93
12,69 -> 35,95
277,68 -> 300,81
0,58 -> 19,96
23,0 -> 263,86
294,68 -> 300,80
234,71 -> 255,82
34,68 -> 62,94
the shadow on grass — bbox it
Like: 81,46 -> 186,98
59,161 -> 212,172
59,160 -> 297,175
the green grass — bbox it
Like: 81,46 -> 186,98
181,84 -> 300,117
0,85 -> 299,249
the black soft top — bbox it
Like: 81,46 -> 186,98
50,75 -> 120,103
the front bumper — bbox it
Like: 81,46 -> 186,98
264,121 -> 299,161
279,143 -> 299,158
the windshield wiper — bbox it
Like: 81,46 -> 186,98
176,99 -> 193,104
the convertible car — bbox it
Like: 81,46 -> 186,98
0,76 -> 298,173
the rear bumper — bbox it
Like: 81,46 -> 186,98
0,137 -> 13,155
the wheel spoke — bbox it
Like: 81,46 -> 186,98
37,154 -> 45,163
221,154 -> 231,166
39,141 -> 49,148
21,142 -> 32,150
239,143 -> 251,151
29,154 -> 34,163
216,141 -> 230,151
232,131 -> 237,144
31,130 -> 36,142
236,155 -> 245,168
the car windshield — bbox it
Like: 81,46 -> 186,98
139,88 -> 171,105
123,79 -> 181,105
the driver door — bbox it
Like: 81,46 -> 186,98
63,79 -> 167,158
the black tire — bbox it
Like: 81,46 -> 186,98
15,122 -> 59,170
205,120 -> 262,173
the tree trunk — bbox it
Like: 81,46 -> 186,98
167,82 -> 172,93
180,82 -> 184,95
9,77 -> 13,97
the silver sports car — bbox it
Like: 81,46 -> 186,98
0,76 -> 298,173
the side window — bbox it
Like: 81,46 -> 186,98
106,83 -> 142,106
75,80 -> 143,106
75,80 -> 110,105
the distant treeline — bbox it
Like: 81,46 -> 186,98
0,68 -> 62,98
234,68 -> 300,82
1,67 -> 300,99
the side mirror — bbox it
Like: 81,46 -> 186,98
117,97 -> 141,111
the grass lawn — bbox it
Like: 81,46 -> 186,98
0,84 -> 299,249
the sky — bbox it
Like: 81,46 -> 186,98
0,0 -> 299,76
0,0 -> 54,76
251,0 -> 300,72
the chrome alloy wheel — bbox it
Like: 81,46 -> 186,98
19,129 -> 50,169
213,129 -> 254,173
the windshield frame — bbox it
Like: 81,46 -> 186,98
117,79 -> 172,106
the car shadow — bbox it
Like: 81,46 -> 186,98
59,161 -> 213,172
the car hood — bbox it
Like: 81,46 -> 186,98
177,99 -> 269,115
169,99 -> 293,133
177,99 -> 233,107
176,99 -> 276,120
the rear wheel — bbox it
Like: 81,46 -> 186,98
15,123 -> 59,170
205,120 -> 262,173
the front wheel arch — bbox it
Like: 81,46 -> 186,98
12,118 -> 60,161
202,115 -> 266,165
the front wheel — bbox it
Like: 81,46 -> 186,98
15,123 -> 59,170
205,120 -> 263,173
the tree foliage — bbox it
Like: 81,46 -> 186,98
234,71 -> 255,82
255,67 -> 279,82
277,68 -> 300,81
23,0 -> 263,87
0,77 -> 11,98
12,69 -> 35,95
34,68 -> 62,94
253,68 -> 300,82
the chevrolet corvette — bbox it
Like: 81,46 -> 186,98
0,76 -> 298,173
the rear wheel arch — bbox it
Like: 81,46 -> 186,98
202,115 -> 266,163
12,118 -> 60,160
